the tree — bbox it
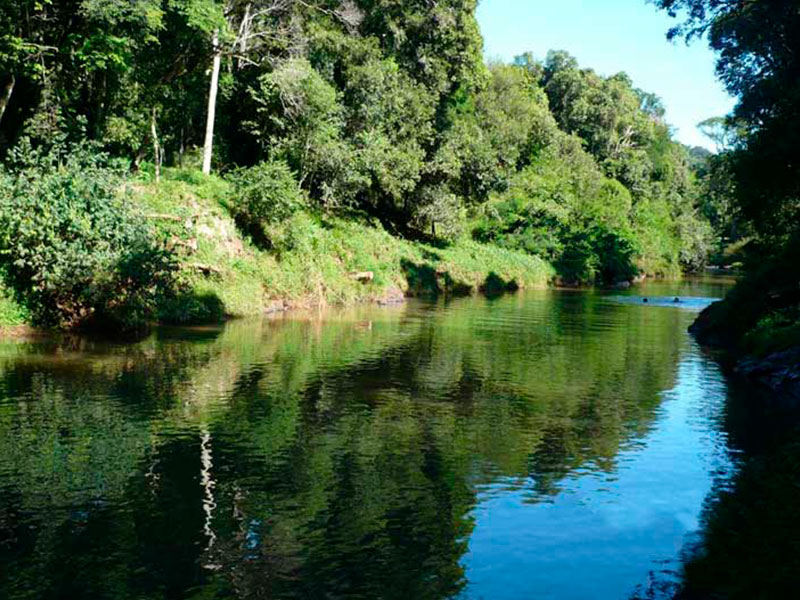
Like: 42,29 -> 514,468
654,0 -> 800,243
697,116 -> 738,152
198,0 -> 338,174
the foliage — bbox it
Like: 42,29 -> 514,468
230,159 -> 307,250
0,1 -> 723,329
468,52 -> 712,283
247,58 -> 355,206
655,0 -> 800,246
655,0 -> 800,361
690,234 -> 800,353
0,281 -> 28,327
0,140 -> 175,332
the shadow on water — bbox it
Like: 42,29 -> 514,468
479,272 -> 519,298
630,377 -> 800,600
400,258 -> 473,296
0,282 -> 739,600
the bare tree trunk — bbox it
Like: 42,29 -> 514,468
0,75 -> 15,126
238,3 -> 251,66
151,107 -> 162,183
179,126 -> 185,168
202,31 -> 222,175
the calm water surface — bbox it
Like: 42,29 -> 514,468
0,277 -> 753,599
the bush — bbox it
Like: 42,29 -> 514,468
676,211 -> 714,272
554,227 -> 639,284
157,292 -> 226,325
230,160 -> 307,249
471,163 -> 640,284
412,184 -> 465,242
0,140 -> 176,333
0,279 -> 29,327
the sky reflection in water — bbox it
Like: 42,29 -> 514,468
0,277 -> 739,600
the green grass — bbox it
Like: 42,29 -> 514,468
0,284 -> 28,327
130,168 -> 554,323
743,310 -> 800,357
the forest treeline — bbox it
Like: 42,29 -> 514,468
0,0 -> 728,331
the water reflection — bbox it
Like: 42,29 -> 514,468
0,279 -> 737,599
643,378 -> 800,600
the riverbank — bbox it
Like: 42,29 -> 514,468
689,282 -> 800,403
134,170 -> 554,322
0,169 -> 554,333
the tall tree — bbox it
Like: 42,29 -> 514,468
654,0 -> 800,243
199,0 -> 311,174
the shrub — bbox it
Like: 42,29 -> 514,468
157,292 -> 226,325
471,163 -> 641,284
230,160 -> 307,249
0,140 -> 176,333
412,184 -> 466,242
553,227 -> 639,284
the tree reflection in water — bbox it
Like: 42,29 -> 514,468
0,288 -> 724,599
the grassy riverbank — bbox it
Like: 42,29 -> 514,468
0,168 -> 553,331
138,169 -> 553,325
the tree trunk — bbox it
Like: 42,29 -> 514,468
202,31 -> 222,175
151,108 -> 161,183
179,126 -> 185,167
0,75 -> 15,127
238,3 -> 251,67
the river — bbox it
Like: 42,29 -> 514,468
2,275 -> 793,599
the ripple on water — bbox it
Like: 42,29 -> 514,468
606,295 -> 721,310
0,279 -> 744,600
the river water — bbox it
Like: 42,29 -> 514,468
0,275 -> 776,599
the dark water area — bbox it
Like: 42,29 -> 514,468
0,275 -> 796,600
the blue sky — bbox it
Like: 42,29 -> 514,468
476,0 -> 736,150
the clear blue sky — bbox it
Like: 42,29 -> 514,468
476,0 -> 736,150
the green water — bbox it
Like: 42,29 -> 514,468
1,276 -> 781,600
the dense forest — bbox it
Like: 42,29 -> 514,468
0,0 -> 746,333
